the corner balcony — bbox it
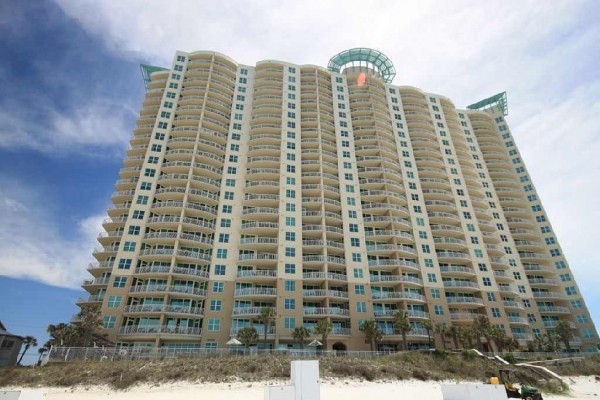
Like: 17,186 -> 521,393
119,325 -> 202,338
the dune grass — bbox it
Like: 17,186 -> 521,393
1,351 -> 595,392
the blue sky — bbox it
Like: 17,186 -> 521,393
0,0 -> 598,363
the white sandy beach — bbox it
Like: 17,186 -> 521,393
10,376 -> 600,400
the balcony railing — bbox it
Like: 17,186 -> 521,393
119,325 -> 202,336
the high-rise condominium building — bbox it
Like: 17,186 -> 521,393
79,48 -> 598,353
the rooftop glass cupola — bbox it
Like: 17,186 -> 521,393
328,48 -> 396,83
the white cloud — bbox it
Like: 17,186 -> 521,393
0,177 -> 104,288
0,100 -> 134,156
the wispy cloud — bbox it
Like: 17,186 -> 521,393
0,100 -> 134,156
0,176 -> 104,288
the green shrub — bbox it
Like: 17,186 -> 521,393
432,349 -> 448,359
461,350 -> 476,360
503,353 -> 516,364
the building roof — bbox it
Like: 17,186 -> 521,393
0,320 -> 23,339
328,48 -> 396,83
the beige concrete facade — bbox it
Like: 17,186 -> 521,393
80,50 -> 598,352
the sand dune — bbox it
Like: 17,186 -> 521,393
8,376 -> 599,400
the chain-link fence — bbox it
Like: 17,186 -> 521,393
45,346 -> 393,363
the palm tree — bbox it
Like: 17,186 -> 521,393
237,327 -> 259,349
257,307 -> 276,349
458,325 -> 476,349
292,326 -> 311,349
533,333 -> 545,352
46,323 -> 78,347
17,336 -> 38,365
313,319 -> 333,350
448,324 -> 460,349
423,320 -> 434,349
434,322 -> 448,350
392,310 -> 411,351
77,304 -> 103,346
543,333 -> 559,353
359,320 -> 382,351
473,315 -> 491,352
37,347 -> 48,365
489,326 -> 507,353
555,321 -> 575,352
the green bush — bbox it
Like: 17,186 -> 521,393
432,349 -> 448,359
461,349 -> 476,360
503,353 -> 516,364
